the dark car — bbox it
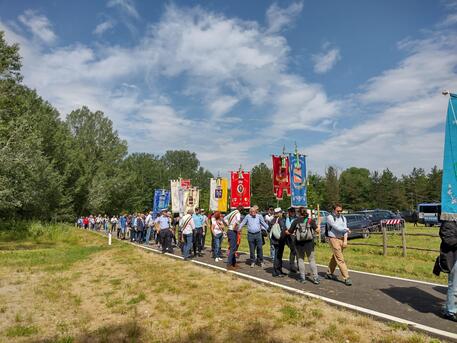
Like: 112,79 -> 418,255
354,209 -> 402,230
319,213 -> 372,241
345,214 -> 372,239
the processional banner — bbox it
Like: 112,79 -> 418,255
184,187 -> 200,213
153,189 -> 171,214
171,180 -> 184,214
272,155 -> 291,200
289,154 -> 307,207
230,171 -> 250,209
441,93 -> 457,220
210,178 -> 228,211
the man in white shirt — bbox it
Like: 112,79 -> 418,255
180,210 -> 195,260
144,211 -> 154,245
155,209 -> 173,253
264,207 -> 275,260
325,203 -> 352,286
224,206 -> 243,269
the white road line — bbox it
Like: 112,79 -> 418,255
84,230 -> 455,340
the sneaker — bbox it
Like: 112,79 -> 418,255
443,312 -> 457,322
298,277 -> 306,284
344,278 -> 352,286
325,273 -> 338,281
260,262 -> 265,268
250,262 -> 255,268
215,258 -> 220,262
311,277 -> 320,285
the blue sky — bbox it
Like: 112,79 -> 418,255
1,0 -> 456,176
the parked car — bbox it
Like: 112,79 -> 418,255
345,214 -> 372,239
318,212 -> 372,242
354,209 -> 403,230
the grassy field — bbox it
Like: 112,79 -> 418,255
207,223 -> 446,284
0,223 -> 442,343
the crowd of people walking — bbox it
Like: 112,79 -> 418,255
76,203 -> 353,286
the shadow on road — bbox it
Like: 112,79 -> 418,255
380,286 -> 444,317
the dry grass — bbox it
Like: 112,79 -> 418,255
0,226 -> 443,342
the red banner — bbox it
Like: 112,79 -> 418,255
272,155 -> 291,200
180,179 -> 191,189
230,171 -> 250,209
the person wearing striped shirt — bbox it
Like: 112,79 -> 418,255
180,210 -> 195,260
224,206 -> 243,269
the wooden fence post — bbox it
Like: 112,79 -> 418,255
382,225 -> 387,256
401,225 -> 407,257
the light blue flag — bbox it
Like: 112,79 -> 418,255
441,93 -> 457,221
153,189 -> 170,217
289,153 -> 307,207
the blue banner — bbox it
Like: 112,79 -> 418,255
289,153 -> 307,207
153,189 -> 170,216
441,93 -> 457,220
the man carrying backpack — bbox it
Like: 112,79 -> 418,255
285,207 -> 298,274
325,203 -> 352,286
286,207 -> 319,284
269,208 -> 287,277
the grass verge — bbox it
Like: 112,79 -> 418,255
0,223 -> 443,342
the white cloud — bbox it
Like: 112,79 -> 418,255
360,36 -> 457,104
93,19 -> 115,35
312,44 -> 341,74
306,33 -> 457,174
266,2 -> 303,33
1,4 -> 340,172
107,0 -> 139,19
6,3 -> 453,176
18,9 -> 56,44
441,13 -> 457,26
208,96 -> 239,117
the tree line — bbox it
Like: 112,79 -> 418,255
0,32 -> 442,220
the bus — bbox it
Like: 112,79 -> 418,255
417,203 -> 441,226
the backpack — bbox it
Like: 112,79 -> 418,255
295,217 -> 314,242
270,220 -> 282,240
325,214 -> 346,237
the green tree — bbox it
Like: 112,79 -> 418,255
322,166 -> 339,210
307,173 -> 325,208
0,31 -> 22,82
402,167 -> 429,209
427,166 -> 442,202
251,163 -> 276,209
339,167 -> 372,210
66,106 -> 128,214
376,169 -> 407,211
